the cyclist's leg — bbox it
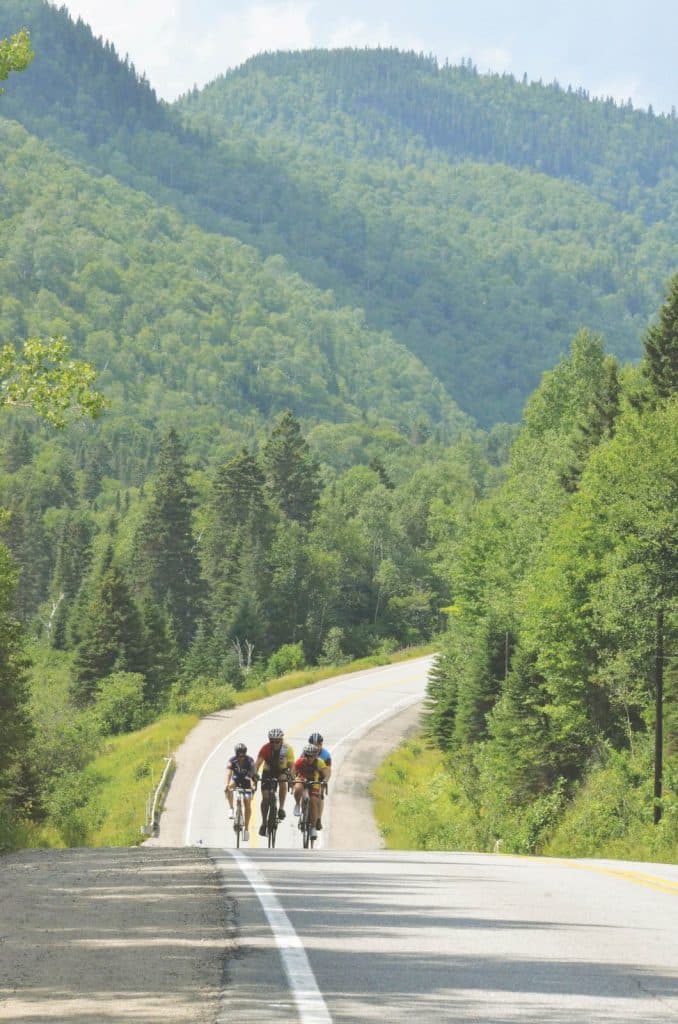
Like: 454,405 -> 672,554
226,786 -> 234,817
259,777 -> 271,836
309,789 -> 320,829
243,792 -> 252,828
293,781 -> 303,816
278,775 -> 288,815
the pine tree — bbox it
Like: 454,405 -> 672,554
262,411 -> 321,526
643,273 -> 678,400
134,429 -> 204,653
72,553 -> 147,705
0,541 -> 34,818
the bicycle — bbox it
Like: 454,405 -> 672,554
297,780 -> 320,849
260,773 -> 290,849
232,786 -> 247,848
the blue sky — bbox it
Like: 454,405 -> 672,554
61,0 -> 677,113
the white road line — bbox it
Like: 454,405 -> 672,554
230,850 -> 333,1024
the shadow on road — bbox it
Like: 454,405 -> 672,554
0,847 -> 233,1023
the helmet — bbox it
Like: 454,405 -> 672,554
268,727 -> 284,740
303,743 -> 317,757
308,732 -> 323,745
234,743 -> 247,754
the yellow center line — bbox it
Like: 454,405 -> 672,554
558,859 -> 678,895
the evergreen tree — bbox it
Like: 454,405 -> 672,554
72,551 -> 147,705
201,448 -> 274,653
263,411 -> 321,526
643,273 -> 678,400
134,429 -> 204,653
139,596 -> 179,704
0,540 -> 34,820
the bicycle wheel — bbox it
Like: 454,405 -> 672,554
267,793 -> 278,848
234,800 -> 244,848
301,796 -> 310,849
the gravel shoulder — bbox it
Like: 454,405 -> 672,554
0,685 -> 424,1022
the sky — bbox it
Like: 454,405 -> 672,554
60,0 -> 677,114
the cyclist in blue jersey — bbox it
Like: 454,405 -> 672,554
308,732 -> 331,830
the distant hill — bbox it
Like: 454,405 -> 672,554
1,2 -> 676,424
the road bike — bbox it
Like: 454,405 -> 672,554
260,773 -> 290,849
298,780 -> 321,849
231,786 -> 249,848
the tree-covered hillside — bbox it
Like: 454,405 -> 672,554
0,118 -> 467,465
1,2 -> 675,423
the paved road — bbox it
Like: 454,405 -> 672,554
212,848 -> 678,1024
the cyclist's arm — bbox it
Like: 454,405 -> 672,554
224,768 -> 233,792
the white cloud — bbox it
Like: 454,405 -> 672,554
192,3 -> 314,82
476,47 -> 513,75
326,16 -> 425,55
589,76 -> 646,109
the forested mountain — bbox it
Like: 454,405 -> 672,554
0,118 -> 466,466
1,1 -> 676,423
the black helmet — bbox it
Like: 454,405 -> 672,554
234,742 -> 247,754
308,732 -> 323,745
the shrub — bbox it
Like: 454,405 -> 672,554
266,642 -> 306,678
167,675 -> 236,716
94,672 -> 149,735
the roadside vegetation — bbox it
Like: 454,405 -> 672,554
373,733 -> 677,863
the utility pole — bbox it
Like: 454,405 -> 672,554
654,608 -> 664,825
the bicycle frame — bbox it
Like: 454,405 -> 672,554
259,772 -> 290,848
297,779 -> 320,849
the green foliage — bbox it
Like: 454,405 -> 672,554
167,675 -> 236,717
0,336 -> 105,427
1,3 -> 675,424
71,555 -> 148,704
0,28 -> 32,92
263,411 -> 321,525
424,309 -> 677,860
133,430 -> 204,653
543,743 -> 677,862
318,626 -> 348,666
372,737 -> 480,851
642,272 -> 678,400
266,642 -> 306,679
0,537 -> 33,822
93,671 -> 149,735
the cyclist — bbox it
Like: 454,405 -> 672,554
225,742 -> 256,841
308,731 -> 332,830
292,743 -> 328,841
255,727 -> 294,837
